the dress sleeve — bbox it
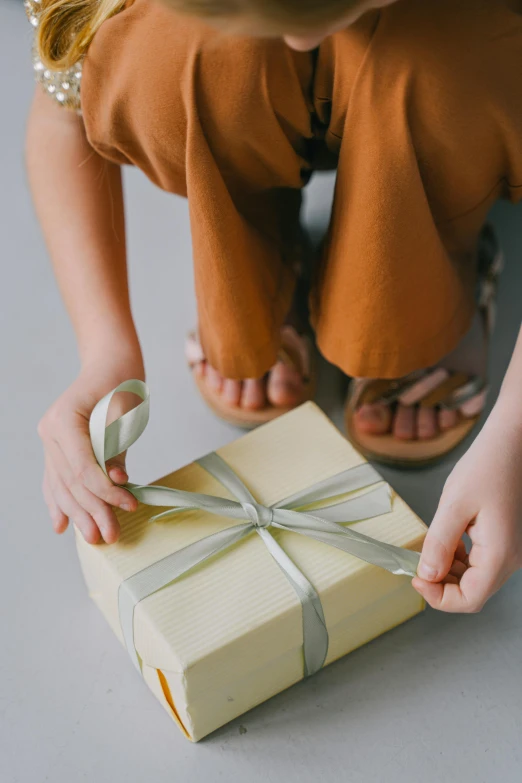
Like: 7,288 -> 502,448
25,0 -> 83,112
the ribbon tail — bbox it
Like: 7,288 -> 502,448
148,508 -> 193,524
256,528 -> 328,676
118,523 -> 252,671
196,452 -> 258,504
125,483 -> 247,520
273,509 -> 420,578
274,463 -> 382,510
315,527 -> 420,577
298,524 -> 419,577
298,484 -> 392,524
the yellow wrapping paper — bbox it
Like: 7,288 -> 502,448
75,401 -> 427,741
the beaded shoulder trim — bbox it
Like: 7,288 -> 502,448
25,0 -> 83,112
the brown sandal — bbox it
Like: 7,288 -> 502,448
185,325 -> 317,429
344,224 -> 503,468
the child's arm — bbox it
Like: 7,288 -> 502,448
413,322 -> 522,611
27,87 -> 143,544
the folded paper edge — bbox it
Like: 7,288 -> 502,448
156,669 -> 194,741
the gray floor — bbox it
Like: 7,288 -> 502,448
2,2 -> 522,781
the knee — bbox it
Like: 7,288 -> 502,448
190,36 -> 313,189
82,4 -> 312,192
82,6 -> 215,186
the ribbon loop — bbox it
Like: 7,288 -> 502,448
89,379 -> 150,476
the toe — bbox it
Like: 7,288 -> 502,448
206,365 -> 223,393
417,407 -> 439,440
353,403 -> 392,435
241,378 -> 267,410
193,360 -> 206,379
267,361 -> 305,408
222,378 -> 242,407
438,408 -> 459,431
392,404 -> 417,440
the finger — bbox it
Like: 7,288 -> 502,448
48,440 -> 121,543
413,570 -> 461,596
417,495 -> 474,582
69,482 -> 121,544
55,423 -> 137,512
48,467 -> 101,545
107,452 -> 128,485
43,463 -> 69,534
455,539 -> 469,565
412,562 -> 503,613
441,573 -> 460,585
449,559 -> 468,579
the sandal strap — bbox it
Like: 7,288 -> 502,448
366,368 -> 465,408
354,369 -> 488,416
185,330 -> 205,367
353,369 -> 428,407
417,372 -> 470,408
458,387 -> 489,418
438,376 -> 488,412
477,223 -> 504,335
277,325 -> 312,381
397,368 -> 450,406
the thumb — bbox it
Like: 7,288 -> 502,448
106,451 -> 128,486
418,497 -> 471,582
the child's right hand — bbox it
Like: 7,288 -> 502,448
38,362 -> 144,545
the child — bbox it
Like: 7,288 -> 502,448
26,0 -> 522,613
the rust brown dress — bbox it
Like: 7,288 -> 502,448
71,0 -> 522,378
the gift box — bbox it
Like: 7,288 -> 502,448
75,381 -> 427,742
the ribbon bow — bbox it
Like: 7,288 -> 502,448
90,380 -> 420,677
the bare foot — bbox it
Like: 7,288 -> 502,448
352,311 -> 485,442
194,357 -> 306,411
353,401 -> 461,441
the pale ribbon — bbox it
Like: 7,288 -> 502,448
89,380 -> 420,677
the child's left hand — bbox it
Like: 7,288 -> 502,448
412,404 -> 522,612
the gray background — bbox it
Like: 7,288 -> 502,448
1,2 -> 521,781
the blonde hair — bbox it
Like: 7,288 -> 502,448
38,0 -> 359,70
38,0 -> 127,69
